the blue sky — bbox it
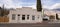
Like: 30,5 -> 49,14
42,0 -> 60,6
0,0 -> 60,9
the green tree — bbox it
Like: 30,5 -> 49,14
1,8 -> 4,16
49,15 -> 55,19
0,7 -> 9,17
56,13 -> 59,20
37,0 -> 42,12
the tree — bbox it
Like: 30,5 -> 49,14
37,0 -> 42,12
0,7 -> 2,9
49,15 -> 55,19
1,8 -> 4,16
56,13 -> 59,20
0,7 -> 2,16
0,7 -> 9,17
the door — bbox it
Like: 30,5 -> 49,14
17,14 -> 20,23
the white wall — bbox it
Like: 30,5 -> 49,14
9,7 -> 42,23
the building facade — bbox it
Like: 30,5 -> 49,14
8,7 -> 42,23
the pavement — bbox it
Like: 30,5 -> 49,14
0,21 -> 60,27
0,23 -> 60,27
49,20 -> 60,23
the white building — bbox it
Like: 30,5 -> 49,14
8,7 -> 42,23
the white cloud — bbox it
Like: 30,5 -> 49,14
0,0 -> 22,8
1,0 -> 60,10
0,0 -> 13,8
51,3 -> 60,9
42,3 -> 60,9
21,5 -> 36,9
0,4 -> 2,7
42,5 -> 49,9
0,0 -> 36,9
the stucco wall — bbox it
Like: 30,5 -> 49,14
8,7 -> 42,23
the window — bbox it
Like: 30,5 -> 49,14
18,14 -> 20,16
38,15 -> 39,19
22,15 -> 25,20
27,15 -> 29,20
38,16 -> 39,19
18,14 -> 20,20
12,14 -> 16,20
32,15 -> 35,20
